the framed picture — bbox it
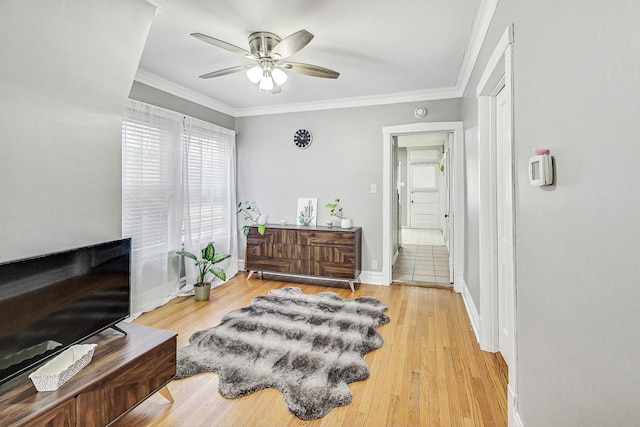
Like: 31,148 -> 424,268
297,198 -> 317,226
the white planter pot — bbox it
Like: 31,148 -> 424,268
340,218 -> 352,229
258,214 -> 268,225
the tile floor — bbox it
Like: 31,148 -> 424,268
393,229 -> 451,286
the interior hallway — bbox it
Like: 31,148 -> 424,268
393,229 -> 451,286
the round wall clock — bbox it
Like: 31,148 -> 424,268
293,129 -> 312,149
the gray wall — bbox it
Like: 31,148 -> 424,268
236,99 -> 461,273
0,0 -> 155,262
129,81 -> 236,130
463,0 -> 640,424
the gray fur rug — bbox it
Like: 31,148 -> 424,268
176,286 -> 390,420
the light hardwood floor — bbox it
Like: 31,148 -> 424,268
115,273 -> 507,427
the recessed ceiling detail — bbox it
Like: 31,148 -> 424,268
137,0 -> 498,114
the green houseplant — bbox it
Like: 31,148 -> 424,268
176,242 -> 230,300
325,198 -> 352,229
237,201 -> 267,236
325,198 -> 344,219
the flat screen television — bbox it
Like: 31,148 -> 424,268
0,238 -> 131,385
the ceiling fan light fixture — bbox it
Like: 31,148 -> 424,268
246,66 -> 263,84
271,68 -> 288,86
259,75 -> 274,91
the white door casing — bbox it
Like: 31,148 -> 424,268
496,84 -> 515,367
382,122 -> 464,293
445,134 -> 454,283
476,24 -> 517,420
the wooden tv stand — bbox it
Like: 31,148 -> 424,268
0,323 -> 176,427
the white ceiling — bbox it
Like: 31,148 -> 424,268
138,0 -> 483,116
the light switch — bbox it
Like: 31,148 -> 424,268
370,184 -> 377,193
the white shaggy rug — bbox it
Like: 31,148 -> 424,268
176,287 -> 390,420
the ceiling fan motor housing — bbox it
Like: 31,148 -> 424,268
248,32 -> 282,58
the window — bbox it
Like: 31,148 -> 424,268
122,100 -> 237,314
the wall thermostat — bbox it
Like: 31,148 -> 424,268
529,154 -> 554,186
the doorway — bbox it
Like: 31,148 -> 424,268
382,122 -> 464,292
393,135 -> 450,286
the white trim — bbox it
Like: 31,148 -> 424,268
136,69 -> 460,118
236,87 -> 461,117
460,278 -> 480,342
476,25 -> 514,98
360,270 -> 386,286
134,0 -> 501,118
458,0 -> 500,95
382,122 -> 464,287
135,69 -> 237,117
477,24 -> 518,425
477,94 -> 499,351
510,386 -> 524,427
512,405 -> 524,427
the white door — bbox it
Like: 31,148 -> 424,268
445,135 -> 454,282
496,85 -> 515,367
409,162 -> 439,229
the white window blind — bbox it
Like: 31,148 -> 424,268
122,100 -> 237,314
122,101 -> 182,314
181,116 -> 238,287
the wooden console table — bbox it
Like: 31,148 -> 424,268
0,323 -> 176,427
245,224 -> 362,291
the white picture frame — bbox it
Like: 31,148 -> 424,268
297,198 -> 317,226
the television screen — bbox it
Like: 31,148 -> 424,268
0,238 -> 131,384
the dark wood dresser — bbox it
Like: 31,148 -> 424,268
245,224 -> 362,291
0,323 -> 176,427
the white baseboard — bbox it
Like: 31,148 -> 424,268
360,270 -> 386,286
509,384 -> 523,427
460,278 -> 481,343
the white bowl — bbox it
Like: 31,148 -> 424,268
28,344 -> 97,391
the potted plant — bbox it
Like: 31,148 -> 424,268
237,201 -> 267,236
176,242 -> 230,301
325,198 -> 352,229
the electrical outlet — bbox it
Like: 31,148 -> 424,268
371,259 -> 378,270
370,184 -> 377,193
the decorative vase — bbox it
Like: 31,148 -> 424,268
340,218 -> 352,229
258,214 -> 268,225
193,283 -> 211,301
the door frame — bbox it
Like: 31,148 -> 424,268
382,121 -> 464,292
476,24 -> 517,419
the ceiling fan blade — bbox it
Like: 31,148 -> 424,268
191,33 -> 255,59
280,62 -> 340,79
199,64 -> 253,79
271,30 -> 314,60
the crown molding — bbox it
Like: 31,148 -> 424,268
234,87 -> 461,117
134,69 -> 238,117
135,0 -> 498,118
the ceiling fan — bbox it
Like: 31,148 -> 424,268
191,30 -> 340,94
